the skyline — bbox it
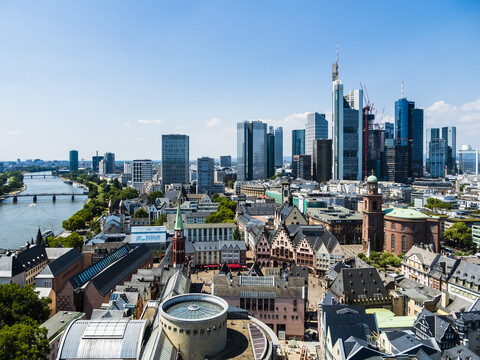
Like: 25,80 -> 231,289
1,1 -> 480,161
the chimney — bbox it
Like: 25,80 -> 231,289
441,291 -> 449,308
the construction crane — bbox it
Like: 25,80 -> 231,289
360,82 -> 375,179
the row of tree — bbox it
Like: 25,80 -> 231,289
0,171 -> 23,195
205,197 -> 237,223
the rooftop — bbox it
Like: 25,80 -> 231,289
384,207 -> 434,220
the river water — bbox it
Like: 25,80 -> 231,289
0,172 -> 87,250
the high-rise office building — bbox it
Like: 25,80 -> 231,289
426,128 -> 441,171
69,150 -> 78,172
237,121 -> 267,181
429,139 -> 447,178
219,156 -> 232,168
442,126 -> 456,174
332,82 -> 363,180
162,134 -> 189,187
274,127 -> 283,168
292,129 -> 305,157
312,139 -> 332,183
395,98 -> 424,180
103,152 -> 116,174
132,159 -> 153,192
267,132 -> 276,178
92,151 -> 103,173
459,145 -> 478,175
124,162 -> 132,174
305,113 -> 328,156
292,155 -> 311,180
386,139 -> 409,183
197,157 -> 215,194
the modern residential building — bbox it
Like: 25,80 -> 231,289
274,126 -> 283,168
219,155 -> 231,168
123,161 -> 132,174
442,126 -> 456,174
459,145 -> 478,175
305,112 -> 328,157
332,79 -> 363,180
69,150 -> 78,172
292,129 -> 305,157
132,159 -> 153,192
394,97 -> 424,179
237,120 -> 267,181
429,138 -> 447,178
312,139 -> 332,182
162,134 -> 189,187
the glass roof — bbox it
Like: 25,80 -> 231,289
165,300 -> 223,320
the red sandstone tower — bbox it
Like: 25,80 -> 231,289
172,204 -> 186,268
362,174 -> 384,253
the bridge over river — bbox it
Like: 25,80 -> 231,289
2,192 -> 88,202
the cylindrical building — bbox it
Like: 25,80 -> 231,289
159,294 -> 229,360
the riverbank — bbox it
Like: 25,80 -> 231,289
61,177 -> 88,190
7,184 -> 27,195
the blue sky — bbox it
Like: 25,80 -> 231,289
1,1 -> 479,161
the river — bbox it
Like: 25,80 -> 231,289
0,172 -> 87,250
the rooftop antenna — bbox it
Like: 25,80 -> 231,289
401,81 -> 404,98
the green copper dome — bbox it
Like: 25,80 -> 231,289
367,175 -> 378,182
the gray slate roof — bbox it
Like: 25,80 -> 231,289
36,248 -> 82,279
330,267 -> 389,300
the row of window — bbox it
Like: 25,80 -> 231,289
161,319 -> 227,335
258,313 -> 299,321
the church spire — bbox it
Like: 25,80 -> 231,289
174,204 -> 183,230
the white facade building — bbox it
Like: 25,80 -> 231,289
132,159 -> 153,193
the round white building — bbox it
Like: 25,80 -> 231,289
159,293 -> 229,360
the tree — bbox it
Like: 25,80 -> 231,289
48,232 -> 84,250
111,178 -> 122,190
425,198 -> 454,210
0,284 -> 50,327
120,187 -> 138,200
0,283 -> 51,360
133,208 -> 148,218
443,222 -> 473,250
154,214 -> 167,226
147,191 -> 164,205
0,322 -> 50,360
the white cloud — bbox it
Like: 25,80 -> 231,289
425,98 -> 480,148
205,118 -> 221,127
7,130 -> 21,135
138,119 -> 163,124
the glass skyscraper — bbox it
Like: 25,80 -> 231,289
274,126 -> 283,168
292,129 -> 305,157
104,152 -> 116,174
305,112 -> 328,156
394,98 -> 424,180
237,121 -> 267,181
197,157 -> 215,194
69,150 -> 78,172
429,139 -> 446,178
442,126 -> 456,174
459,145 -> 478,175
267,132 -> 276,178
162,134 -> 189,187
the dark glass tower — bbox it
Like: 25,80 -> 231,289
162,134 -> 189,187
69,150 -> 78,172
395,98 -> 424,180
292,129 -> 305,157
237,121 -> 267,181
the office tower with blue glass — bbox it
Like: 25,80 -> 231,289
429,139 -> 447,178
196,157 -> 215,194
394,97 -> 424,180
69,150 -> 78,172
459,145 -> 478,175
219,156 -> 231,168
274,127 -> 283,168
267,131 -> 276,178
305,113 -> 328,157
237,121 -> 267,181
103,152 -> 116,174
92,151 -> 103,173
162,134 -> 189,187
442,126 -> 456,174
292,129 -> 305,157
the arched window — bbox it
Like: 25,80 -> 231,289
391,234 -> 395,250
402,235 -> 406,252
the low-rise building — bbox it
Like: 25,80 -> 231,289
186,240 -> 246,267
0,243 -> 48,286
447,260 -> 480,302
213,273 -> 306,340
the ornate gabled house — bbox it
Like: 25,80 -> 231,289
269,225 -> 296,267
401,245 -> 440,287
253,227 -> 273,267
413,308 -> 456,350
429,254 -> 459,291
273,202 -> 307,228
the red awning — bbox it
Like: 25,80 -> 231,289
226,264 -> 242,269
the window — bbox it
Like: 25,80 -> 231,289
402,236 -> 406,252
391,234 -> 395,249
391,223 -> 395,230
402,225 -> 407,231
414,225 -> 418,232
384,222 -> 386,229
